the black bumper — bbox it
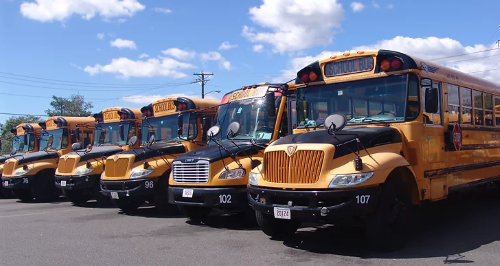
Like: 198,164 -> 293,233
1,176 -> 32,190
100,178 -> 158,199
168,186 -> 248,208
55,174 -> 99,190
247,185 -> 382,222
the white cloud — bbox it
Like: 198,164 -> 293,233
275,36 -> 500,83
200,51 -> 232,70
153,7 -> 172,13
20,0 -> 145,22
96,32 -> 105,39
161,48 -> 196,60
242,0 -> 344,54
110,38 -> 137,49
387,4 -> 394,9
372,1 -> 380,8
84,57 -> 195,79
138,53 -> 149,59
121,93 -> 219,104
350,2 -> 364,12
219,42 -> 238,50
253,44 -> 264,52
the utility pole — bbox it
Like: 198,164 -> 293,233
193,71 -> 213,99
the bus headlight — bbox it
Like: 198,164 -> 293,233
130,169 -> 154,179
75,168 -> 94,176
219,169 -> 246,179
249,172 -> 258,186
14,169 -> 31,176
328,172 -> 374,188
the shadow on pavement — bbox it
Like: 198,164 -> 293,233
280,185 -> 500,263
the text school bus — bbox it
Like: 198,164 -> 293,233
2,116 -> 94,201
247,49 -> 500,251
54,107 -> 142,205
0,123 -> 43,198
168,82 -> 294,221
100,97 -> 219,213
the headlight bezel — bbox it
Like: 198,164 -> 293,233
248,172 -> 258,186
218,168 -> 246,180
328,172 -> 374,188
74,168 -> 94,176
130,169 -> 154,179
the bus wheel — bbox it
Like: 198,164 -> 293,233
1,186 -> 13,199
12,189 -> 33,202
114,198 -> 144,213
255,211 -> 300,240
64,190 -> 92,206
178,206 -> 211,222
31,172 -> 61,202
235,206 -> 257,226
153,177 -> 177,214
365,178 -> 412,252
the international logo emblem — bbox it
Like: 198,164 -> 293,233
286,145 -> 296,156
113,155 -> 119,162
64,156 -> 68,161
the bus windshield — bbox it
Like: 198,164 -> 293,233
40,129 -> 68,150
94,122 -> 135,146
141,113 -> 197,145
297,74 -> 409,127
22,133 -> 36,152
11,135 -> 25,152
212,97 -> 279,143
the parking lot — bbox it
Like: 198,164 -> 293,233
1,186 -> 500,266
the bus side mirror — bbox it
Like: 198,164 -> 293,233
425,87 -> 439,114
71,143 -> 82,151
128,136 -> 138,148
264,92 -> 276,118
177,114 -> 183,136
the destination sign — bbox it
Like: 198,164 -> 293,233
153,100 -> 176,114
324,57 -> 374,77
103,111 -> 120,121
230,86 -> 268,102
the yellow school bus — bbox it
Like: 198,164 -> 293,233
247,49 -> 500,251
2,116 -> 94,202
1,123 -> 43,198
168,82 -> 295,222
100,97 -> 219,213
54,107 -> 142,205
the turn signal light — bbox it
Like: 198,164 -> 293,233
309,71 -> 318,81
380,58 -> 402,72
380,59 -> 391,71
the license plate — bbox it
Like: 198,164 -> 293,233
182,189 -> 193,198
60,180 -> 66,187
111,192 -> 119,199
274,207 -> 291,220
3,181 -> 7,187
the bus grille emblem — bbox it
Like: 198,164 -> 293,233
286,145 -> 297,156
113,155 -> 119,162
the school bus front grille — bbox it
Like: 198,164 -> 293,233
172,160 -> 209,183
263,150 -> 324,184
58,158 -> 77,174
3,161 -> 15,176
105,158 -> 130,177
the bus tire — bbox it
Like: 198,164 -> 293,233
1,186 -> 13,199
31,171 -> 61,202
255,211 -> 300,240
113,198 -> 144,213
92,180 -> 110,206
64,190 -> 92,206
178,206 -> 211,222
12,189 -> 33,202
235,206 -> 257,226
153,175 -> 177,214
365,177 -> 412,252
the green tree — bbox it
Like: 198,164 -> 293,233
45,94 -> 94,117
0,115 -> 44,153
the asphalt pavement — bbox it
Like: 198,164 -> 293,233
1,186 -> 500,266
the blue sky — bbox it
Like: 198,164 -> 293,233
1,0 -> 500,125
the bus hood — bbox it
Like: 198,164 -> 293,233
0,152 -> 27,164
175,140 -> 262,163
10,150 -> 59,165
68,146 -> 124,162
119,143 -> 186,163
270,126 -> 402,158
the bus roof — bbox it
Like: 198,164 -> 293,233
41,116 -> 95,130
94,107 -> 142,122
300,49 -> 500,94
220,82 -> 294,104
11,123 -> 42,136
151,97 -> 219,117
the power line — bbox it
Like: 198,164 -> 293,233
193,71 -> 213,99
428,47 -> 500,61
0,112 -> 48,117
0,80 -> 189,92
0,71 -> 163,87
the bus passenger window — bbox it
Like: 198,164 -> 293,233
473,90 -> 484,126
447,84 -> 460,124
485,93 -> 493,126
495,96 -> 500,126
461,87 -> 472,125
